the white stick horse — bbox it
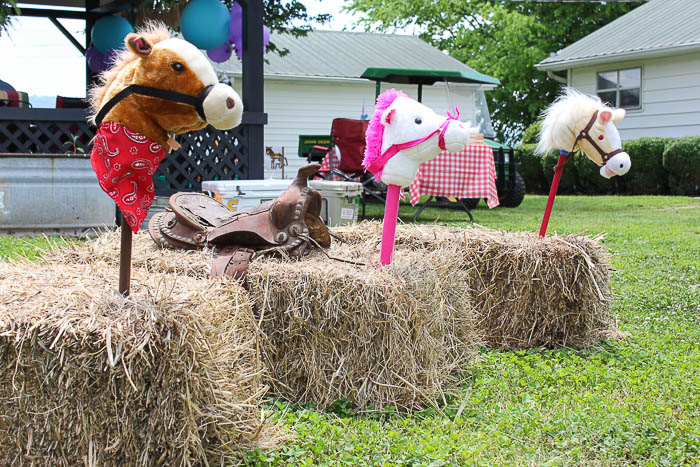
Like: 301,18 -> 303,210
536,88 -> 631,236
364,89 -> 473,265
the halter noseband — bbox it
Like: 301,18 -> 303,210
555,110 -> 623,170
94,84 -> 215,126
366,107 -> 461,178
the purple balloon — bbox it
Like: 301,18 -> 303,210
229,1 -> 270,60
207,41 -> 233,63
86,46 -> 118,73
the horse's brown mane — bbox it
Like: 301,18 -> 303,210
87,22 -> 171,123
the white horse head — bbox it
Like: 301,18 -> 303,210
364,89 -> 474,187
537,88 -> 630,179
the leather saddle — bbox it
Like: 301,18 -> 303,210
148,164 -> 331,286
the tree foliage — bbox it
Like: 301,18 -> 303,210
345,0 -> 642,143
1,0 -> 330,57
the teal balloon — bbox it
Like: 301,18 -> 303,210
91,16 -> 133,53
181,0 -> 230,50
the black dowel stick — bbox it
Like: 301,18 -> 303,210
118,214 -> 132,296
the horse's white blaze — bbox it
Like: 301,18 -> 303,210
155,38 -> 218,86
603,121 -> 622,150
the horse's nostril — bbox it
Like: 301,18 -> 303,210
226,97 -> 235,109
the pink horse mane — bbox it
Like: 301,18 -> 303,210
363,88 -> 408,172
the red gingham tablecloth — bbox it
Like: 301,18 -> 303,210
319,148 -> 351,181
409,144 -> 499,208
321,144 -> 499,208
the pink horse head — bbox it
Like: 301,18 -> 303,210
363,89 -> 474,187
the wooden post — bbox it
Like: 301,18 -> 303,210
118,215 -> 132,296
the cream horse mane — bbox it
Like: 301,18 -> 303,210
536,88 -> 615,155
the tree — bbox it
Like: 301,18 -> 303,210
1,0 -> 331,57
345,0 -> 642,143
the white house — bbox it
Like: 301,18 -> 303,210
536,0 -> 700,141
214,30 -> 499,178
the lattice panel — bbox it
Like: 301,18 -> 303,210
0,120 -> 93,154
1,117 -> 253,196
153,125 -> 249,196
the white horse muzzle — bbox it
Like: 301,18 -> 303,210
202,83 -> 243,130
600,152 -> 631,178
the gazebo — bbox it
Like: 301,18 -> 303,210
0,0 -> 267,193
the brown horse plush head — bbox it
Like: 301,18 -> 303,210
89,22 -> 242,147
89,22 -> 243,232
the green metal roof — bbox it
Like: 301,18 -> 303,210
537,0 -> 700,71
213,30 -> 496,86
360,67 -> 499,86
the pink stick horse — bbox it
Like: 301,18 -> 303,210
363,89 -> 473,265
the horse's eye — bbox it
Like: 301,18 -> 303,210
598,135 -> 604,140
171,62 -> 185,72
414,117 -> 422,125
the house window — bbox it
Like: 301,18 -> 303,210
596,68 -> 641,109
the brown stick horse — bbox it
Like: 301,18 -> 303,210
88,22 -> 244,295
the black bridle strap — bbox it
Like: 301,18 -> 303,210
95,84 -> 212,126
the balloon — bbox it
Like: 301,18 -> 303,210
86,46 -> 118,73
181,0 -> 230,50
91,15 -> 133,53
230,2 -> 243,59
207,41 -> 233,63
229,2 -> 270,60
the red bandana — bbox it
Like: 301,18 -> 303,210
90,122 -> 168,233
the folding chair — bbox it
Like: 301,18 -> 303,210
312,118 -> 386,218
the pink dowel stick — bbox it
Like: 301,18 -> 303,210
380,184 -> 402,266
539,150 -> 570,238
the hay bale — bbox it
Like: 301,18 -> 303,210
38,230 -> 214,278
334,222 -> 617,349
0,259 -> 272,465
248,245 -> 480,411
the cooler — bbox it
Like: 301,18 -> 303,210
201,179 -> 363,227
201,179 -> 292,213
308,180 -> 362,227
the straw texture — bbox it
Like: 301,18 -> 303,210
334,221 -> 617,349
0,252 -> 273,465
249,244 -> 480,411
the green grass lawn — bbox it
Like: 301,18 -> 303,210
2,195 -> 699,465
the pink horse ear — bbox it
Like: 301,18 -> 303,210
126,34 -> 153,58
599,110 -> 613,123
382,108 -> 396,125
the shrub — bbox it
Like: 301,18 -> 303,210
540,149 -> 578,194
521,121 -> 541,145
662,136 -> 700,196
573,152 -> 617,195
516,144 -> 547,193
622,137 -> 671,195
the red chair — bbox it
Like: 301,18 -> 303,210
312,118 -> 386,216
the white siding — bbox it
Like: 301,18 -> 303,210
569,51 -> 700,140
233,78 -> 478,179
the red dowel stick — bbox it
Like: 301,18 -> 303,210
380,184 -> 402,266
539,150 -> 570,238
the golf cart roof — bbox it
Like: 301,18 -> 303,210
360,67 -> 500,86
